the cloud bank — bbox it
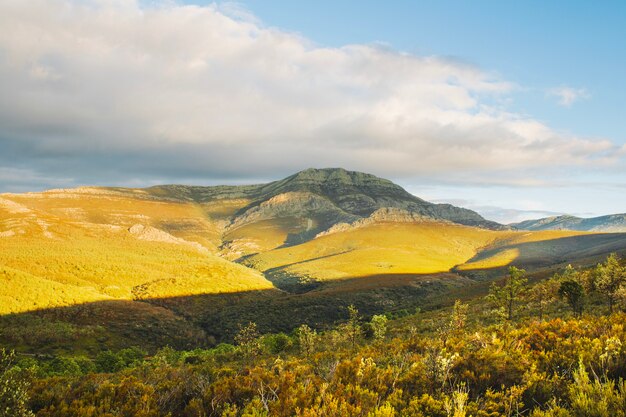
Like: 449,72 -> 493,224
0,0 -> 622,191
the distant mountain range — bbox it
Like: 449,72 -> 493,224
511,214 -> 626,233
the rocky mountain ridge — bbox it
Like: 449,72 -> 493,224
148,168 -> 505,240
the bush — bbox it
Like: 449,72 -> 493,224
44,357 -> 82,377
117,347 -> 146,368
95,350 -> 124,373
262,333 -> 292,354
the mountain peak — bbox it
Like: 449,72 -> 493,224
263,168 -> 420,215
286,168 -> 394,186
238,168 -> 506,234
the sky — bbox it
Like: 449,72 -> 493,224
0,0 -> 625,223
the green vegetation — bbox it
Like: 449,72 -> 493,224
487,266 -> 528,320
0,256 -> 622,416
2,184 -> 626,343
0,349 -> 33,417
3,178 -> 626,318
595,253 -> 626,313
558,280 -> 585,317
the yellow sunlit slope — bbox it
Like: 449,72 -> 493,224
0,192 -> 274,314
248,222 -> 626,282
247,222 -> 500,280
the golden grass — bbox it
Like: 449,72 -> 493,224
0,265 -> 109,314
455,248 -> 521,271
455,230 -> 620,271
248,222 -> 503,280
7,191 -> 224,251
0,192 -> 274,314
248,223 -> 626,283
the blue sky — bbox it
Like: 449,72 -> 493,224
226,0 -> 626,221
215,0 -> 626,140
0,0 -> 625,222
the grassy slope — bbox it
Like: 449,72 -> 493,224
458,230 -> 626,273
247,222 -> 502,281
247,222 -> 626,283
0,191 -> 274,315
6,188 -> 224,250
4,187 -> 626,315
221,217 -> 311,259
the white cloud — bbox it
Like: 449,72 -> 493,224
547,86 -> 590,107
0,0 -> 622,191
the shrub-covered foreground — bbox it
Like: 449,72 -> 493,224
2,257 -> 626,416
2,311 -> 626,416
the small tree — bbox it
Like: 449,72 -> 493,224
235,322 -> 262,359
370,315 -> 388,342
595,253 -> 625,314
263,333 -> 291,354
0,349 -> 34,417
95,350 -> 124,373
440,300 -> 468,347
487,266 -> 528,321
528,279 -> 559,321
341,305 -> 362,350
297,324 -> 319,358
449,300 -> 468,332
559,280 -> 585,317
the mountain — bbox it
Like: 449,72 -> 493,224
151,167 -> 504,234
511,213 -> 626,232
2,167 -> 626,352
146,168 -> 505,258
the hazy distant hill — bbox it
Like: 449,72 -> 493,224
511,214 -> 626,232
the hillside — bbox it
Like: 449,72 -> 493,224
248,221 -> 626,290
2,168 -> 626,350
152,168 -> 505,255
0,190 -> 274,309
149,168 -> 504,229
511,213 -> 626,232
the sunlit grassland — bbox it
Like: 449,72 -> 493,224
0,231 -> 274,314
457,230 -> 626,272
0,195 -> 274,314
7,190 -> 225,250
455,230 -> 584,271
247,223 -> 624,284
0,265 -> 107,315
247,222 -> 503,280
223,217 -> 316,256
